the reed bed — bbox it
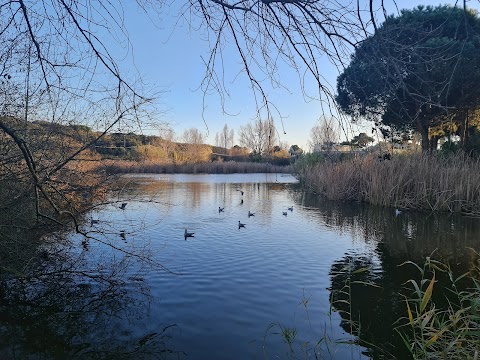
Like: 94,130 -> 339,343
102,160 -> 293,175
296,152 -> 480,214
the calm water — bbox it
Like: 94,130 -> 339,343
1,173 -> 480,359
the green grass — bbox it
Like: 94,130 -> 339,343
396,254 -> 480,359
267,251 -> 480,359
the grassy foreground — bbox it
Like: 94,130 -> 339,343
295,152 -> 480,215
396,256 -> 480,360
271,254 -> 480,359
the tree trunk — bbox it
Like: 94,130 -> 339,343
429,136 -> 439,151
416,118 -> 429,152
414,104 -> 430,152
457,110 -> 469,151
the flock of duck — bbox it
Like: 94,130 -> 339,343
184,189 -> 294,240
90,198 -> 402,243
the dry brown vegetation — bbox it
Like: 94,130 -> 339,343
0,117 -> 110,273
102,160 -> 292,174
296,152 -> 480,214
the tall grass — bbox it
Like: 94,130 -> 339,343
397,254 -> 480,359
268,253 -> 480,360
296,152 -> 480,214
102,160 -> 293,174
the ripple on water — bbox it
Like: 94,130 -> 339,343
70,174 -> 480,360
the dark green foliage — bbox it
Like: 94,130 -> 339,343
337,5 -> 480,151
248,152 -> 263,163
466,126 -> 480,155
289,144 -> 303,155
440,140 -> 460,154
348,133 -> 374,148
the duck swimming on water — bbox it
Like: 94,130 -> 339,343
184,229 -> 195,239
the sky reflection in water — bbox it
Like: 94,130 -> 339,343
1,173 -> 479,360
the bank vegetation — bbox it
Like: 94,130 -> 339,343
296,152 -> 480,216
103,160 -> 291,174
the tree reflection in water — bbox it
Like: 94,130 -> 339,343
292,191 -> 480,359
329,254 -> 412,359
0,231 -> 184,360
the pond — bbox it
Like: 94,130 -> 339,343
1,173 -> 479,359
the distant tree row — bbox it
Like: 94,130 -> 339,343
16,120 -> 299,165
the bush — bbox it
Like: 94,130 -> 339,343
440,140 -> 460,154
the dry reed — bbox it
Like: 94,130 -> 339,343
102,160 -> 293,175
297,152 -> 480,214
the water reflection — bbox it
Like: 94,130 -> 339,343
0,233 -> 184,359
291,193 -> 480,359
2,174 -> 479,359
293,191 -> 480,264
131,175 -> 297,227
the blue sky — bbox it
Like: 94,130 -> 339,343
118,1 -> 476,150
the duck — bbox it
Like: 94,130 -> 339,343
282,211 -> 288,216
184,229 -> 195,239
219,207 -> 225,213
288,206 -> 294,211
119,202 -> 127,210
238,221 -> 246,229
248,211 -> 255,217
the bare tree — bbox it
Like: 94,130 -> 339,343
180,127 -> 211,162
215,124 -> 234,153
155,125 -> 176,160
182,127 -> 206,144
174,0 -> 386,124
309,117 -> 339,152
239,118 -> 276,155
0,0 -> 161,230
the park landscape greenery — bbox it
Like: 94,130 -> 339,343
1,2 -> 480,359
336,5 -> 480,152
